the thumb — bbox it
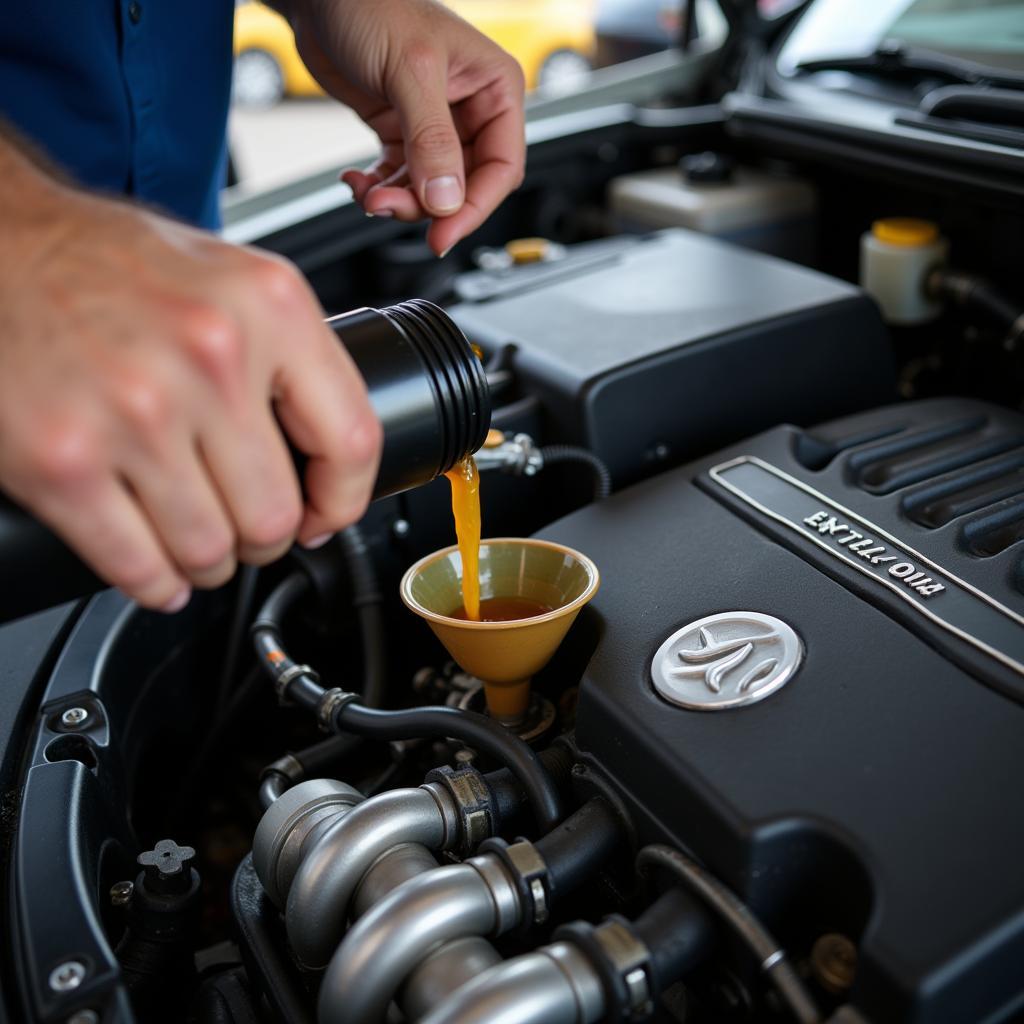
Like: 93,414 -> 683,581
390,61 -> 465,217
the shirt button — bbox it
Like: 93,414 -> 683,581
128,1 -> 142,24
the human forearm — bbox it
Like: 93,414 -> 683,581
0,124 -> 380,611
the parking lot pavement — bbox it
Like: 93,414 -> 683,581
228,99 -> 379,195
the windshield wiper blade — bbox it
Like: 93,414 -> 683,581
796,42 -> 1024,92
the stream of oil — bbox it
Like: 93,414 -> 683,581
444,457 -> 482,620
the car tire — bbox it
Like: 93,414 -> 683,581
233,48 -> 286,108
538,49 -> 592,92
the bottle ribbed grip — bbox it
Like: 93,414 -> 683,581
381,299 -> 491,476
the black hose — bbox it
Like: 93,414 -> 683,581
338,526 -> 387,708
540,445 -> 612,501
632,887 -> 716,991
535,797 -> 623,896
484,746 -> 575,822
255,573 -> 309,630
928,268 -> 1024,348
333,703 -> 562,833
636,845 -> 820,1024
258,772 -> 289,810
251,574 -> 563,832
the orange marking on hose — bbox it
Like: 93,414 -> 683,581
267,650 -> 286,665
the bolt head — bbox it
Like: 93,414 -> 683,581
109,880 -> 134,906
67,1012 -> 99,1024
811,932 -> 858,993
61,707 -> 89,729
49,960 -> 87,993
392,518 -> 411,538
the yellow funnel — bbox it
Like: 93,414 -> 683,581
400,538 -> 599,724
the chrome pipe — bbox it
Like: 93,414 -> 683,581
417,942 -> 605,1024
287,785 -> 459,968
251,779 -> 364,909
352,844 -> 504,1019
317,855 -> 521,1024
351,842 -> 439,917
402,939 -> 503,1020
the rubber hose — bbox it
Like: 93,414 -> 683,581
338,526 -> 387,708
535,798 -> 623,896
929,268 -> 1024,345
483,746 -> 575,822
631,887 -> 716,991
636,845 -> 820,1024
334,703 -> 562,832
252,576 -> 563,831
539,446 -> 612,501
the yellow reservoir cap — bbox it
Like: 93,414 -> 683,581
505,237 -> 550,264
872,218 -> 940,248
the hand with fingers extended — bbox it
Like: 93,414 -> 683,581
285,0 -> 527,256
0,140 -> 382,612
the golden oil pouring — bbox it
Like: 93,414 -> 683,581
445,456 -> 481,621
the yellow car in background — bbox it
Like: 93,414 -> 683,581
233,1 -> 595,106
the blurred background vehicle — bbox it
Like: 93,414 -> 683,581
232,0 -> 597,107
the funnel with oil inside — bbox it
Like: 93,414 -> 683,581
400,538 -> 599,725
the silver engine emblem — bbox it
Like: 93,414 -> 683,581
651,611 -> 803,710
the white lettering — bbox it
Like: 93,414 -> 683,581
803,511 -> 828,526
836,530 -> 863,545
917,583 -> 946,596
849,538 -> 875,552
859,546 -> 886,560
889,563 -> 916,579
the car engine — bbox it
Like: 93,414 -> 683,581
4,30 -> 1024,1024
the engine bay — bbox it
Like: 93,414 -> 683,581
3,14 -> 1024,1024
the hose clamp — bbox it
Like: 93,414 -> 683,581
423,765 -> 496,855
593,919 -> 654,1021
478,837 -> 550,930
273,663 -> 319,703
504,840 -> 550,926
316,687 -> 360,732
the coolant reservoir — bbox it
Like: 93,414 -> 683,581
859,218 -> 948,325
608,155 -> 817,262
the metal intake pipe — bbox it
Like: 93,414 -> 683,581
416,943 -> 605,1024
317,855 -> 522,1024
351,844 -> 504,1020
286,784 -> 460,968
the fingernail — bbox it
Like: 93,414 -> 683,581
303,532 -> 333,550
425,175 -> 463,214
367,208 -> 394,219
161,587 -> 191,614
439,245 -> 453,259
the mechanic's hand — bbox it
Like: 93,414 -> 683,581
0,151 -> 381,612
289,0 -> 526,256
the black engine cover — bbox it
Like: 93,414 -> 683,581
540,398 -> 1024,1023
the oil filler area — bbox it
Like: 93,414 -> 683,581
3,148 -> 1024,1024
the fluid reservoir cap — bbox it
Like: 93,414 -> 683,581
505,237 -> 551,264
680,151 -> 735,184
872,217 -> 939,247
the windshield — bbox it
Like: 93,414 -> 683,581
777,0 -> 1024,77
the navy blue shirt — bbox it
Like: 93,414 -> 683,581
0,1 -> 235,228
